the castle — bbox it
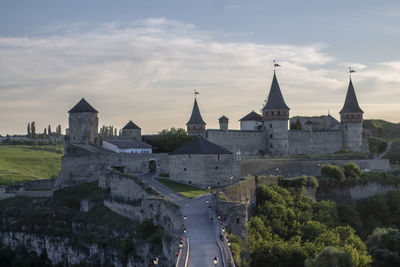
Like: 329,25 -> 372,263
55,71 -> 387,190
186,71 -> 369,156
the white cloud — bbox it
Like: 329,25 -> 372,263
0,18 -> 399,135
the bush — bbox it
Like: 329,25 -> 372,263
305,247 -> 354,267
321,164 -> 346,183
343,163 -> 362,179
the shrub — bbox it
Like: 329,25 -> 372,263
321,164 -> 346,183
343,163 -> 362,179
305,247 -> 354,267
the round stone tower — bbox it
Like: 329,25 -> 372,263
186,97 -> 206,136
67,98 -> 99,145
262,71 -> 290,156
340,79 -> 364,152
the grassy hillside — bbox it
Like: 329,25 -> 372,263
363,119 -> 400,139
0,145 -> 63,185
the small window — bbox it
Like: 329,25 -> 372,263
72,137 -> 75,140
278,111 -> 280,115
215,166 -> 219,170
271,111 -> 274,115
188,181 -> 192,184
217,154 -> 220,160
184,168 -> 187,171
270,144 -> 273,148
189,154 -> 191,158
270,134 -> 273,138
217,182 -> 220,185
236,218 -> 240,224
270,124 -> 272,128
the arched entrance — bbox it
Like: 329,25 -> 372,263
149,160 -> 157,172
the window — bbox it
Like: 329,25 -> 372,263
215,166 -> 219,170
217,154 -> 220,160
270,144 -> 273,148
270,124 -> 272,128
184,168 -> 187,171
270,134 -> 273,138
278,111 -> 280,115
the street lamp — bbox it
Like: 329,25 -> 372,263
152,257 -> 159,265
183,228 -> 187,234
179,241 -> 183,249
222,227 -> 225,233
213,256 -> 219,266
183,215 -> 187,221
227,240 -> 231,247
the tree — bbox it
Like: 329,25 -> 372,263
56,125 -> 62,136
367,228 -> 400,267
27,123 -> 31,138
295,118 -> 302,130
43,128 -> 47,137
48,125 -> 52,136
305,247 -> 354,267
31,121 -> 36,139
321,164 -> 346,183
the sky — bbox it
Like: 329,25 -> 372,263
1,0 -> 400,135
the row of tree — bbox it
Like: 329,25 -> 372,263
27,122 -> 62,139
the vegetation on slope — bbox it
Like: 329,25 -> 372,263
363,119 -> 400,139
0,181 -> 166,266
231,184 -> 371,267
156,177 -> 209,198
0,145 -> 63,185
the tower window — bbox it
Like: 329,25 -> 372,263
184,168 -> 187,171
270,134 -> 273,138
278,111 -> 280,115
215,166 -> 219,170
270,144 -> 273,148
270,124 -> 272,128
271,111 -> 274,115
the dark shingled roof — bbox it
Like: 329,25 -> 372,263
240,111 -> 263,121
186,98 -> 206,125
105,139 -> 151,149
68,98 -> 98,113
219,115 -> 229,121
262,72 -> 290,111
340,79 -> 364,114
170,137 -> 232,155
122,121 -> 141,130
305,120 -> 313,125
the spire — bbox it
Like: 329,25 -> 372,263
186,98 -> 206,125
68,98 -> 98,113
339,79 -> 363,114
263,72 -> 290,111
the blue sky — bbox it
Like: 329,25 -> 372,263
0,0 -> 399,134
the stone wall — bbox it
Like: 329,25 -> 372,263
317,182 -> 400,203
168,154 -> 240,188
215,176 -> 278,238
289,130 -> 343,154
240,158 -> 390,178
206,130 -> 266,156
99,172 -> 182,235
55,152 -> 169,189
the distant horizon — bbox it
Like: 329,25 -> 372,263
1,1 -> 399,135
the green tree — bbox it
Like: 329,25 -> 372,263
321,164 -> 346,183
366,228 -> 400,267
305,247 -> 354,267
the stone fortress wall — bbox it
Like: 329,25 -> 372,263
288,130 -> 343,154
240,157 -> 391,178
55,152 -> 169,189
169,153 -> 240,188
206,130 -> 266,156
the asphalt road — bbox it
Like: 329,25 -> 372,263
139,174 -> 224,267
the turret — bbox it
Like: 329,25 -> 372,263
340,79 -> 364,152
219,115 -> 229,131
262,71 -> 290,156
120,121 -> 141,141
186,98 -> 206,136
239,111 -> 263,131
67,98 -> 99,145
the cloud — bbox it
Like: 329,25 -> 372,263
0,18 -> 399,135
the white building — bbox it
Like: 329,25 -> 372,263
103,139 -> 152,154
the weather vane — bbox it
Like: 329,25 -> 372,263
193,89 -> 200,97
348,67 -> 356,78
273,60 -> 281,69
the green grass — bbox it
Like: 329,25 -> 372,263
0,145 -> 63,185
156,178 -> 209,198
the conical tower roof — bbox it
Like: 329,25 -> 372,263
262,72 -> 290,111
122,121 -> 141,130
68,98 -> 98,113
186,98 -> 206,125
339,79 -> 364,114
